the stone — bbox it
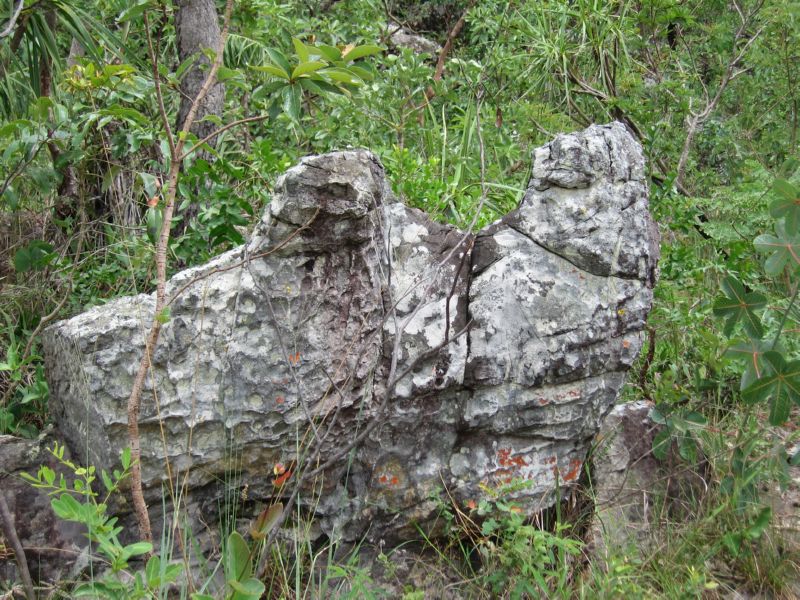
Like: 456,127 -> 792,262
588,400 -> 707,555
42,122 -> 659,544
0,430 -> 89,584
388,25 -> 442,55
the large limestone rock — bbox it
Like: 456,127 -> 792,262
42,122 -> 659,543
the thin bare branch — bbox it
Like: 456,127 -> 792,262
0,0 -> 24,38
143,11 -> 175,158
179,114 -> 269,161
0,492 -> 35,600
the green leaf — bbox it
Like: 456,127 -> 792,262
316,44 -> 342,62
652,428 -> 671,461
649,405 -> 667,425
754,222 -> 800,275
250,64 -> 290,80
342,44 -> 384,61
13,241 -> 55,273
224,531 -> 252,583
282,85 -> 301,121
318,67 -> 362,85
251,80 -> 286,101
741,351 -> 800,425
771,180 -> 800,234
292,37 -> 310,63
117,0 -> 152,23
156,307 -> 171,324
678,434 -> 697,462
229,578 -> 265,600
121,447 -> 131,470
101,470 -> 114,492
249,502 -> 283,540
97,105 -> 148,126
291,60 -> 327,79
726,338 -> 773,390
712,276 -> 766,338
746,506 -> 772,540
146,206 -> 163,245
51,493 -> 82,521
265,48 -> 292,78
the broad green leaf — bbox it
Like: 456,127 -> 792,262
678,434 -> 697,462
123,541 -> 152,557
754,222 -> 800,275
13,240 -> 54,273
342,44 -> 384,61
652,428 -> 671,461
316,44 -> 342,62
230,578 -> 266,600
252,80 -> 286,101
139,172 -> 159,199
117,0 -> 152,23
251,64 -> 289,79
146,206 -> 163,245
265,48 -> 292,77
649,405 -> 667,425
726,338 -> 771,390
299,78 -> 345,96
741,351 -> 800,425
292,37 -> 310,63
282,85 -> 301,121
770,179 -> 800,234
224,531 -> 252,583
291,61 -> 326,79
712,276 -> 765,338
97,105 -> 148,125
51,493 -> 82,521
249,502 -> 283,540
746,506 -> 772,540
318,67 -> 362,85
346,64 -> 375,81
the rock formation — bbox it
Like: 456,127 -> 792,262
42,122 -> 659,543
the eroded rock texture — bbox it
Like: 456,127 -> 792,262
43,122 -> 659,542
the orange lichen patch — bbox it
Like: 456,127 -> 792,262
537,397 -> 548,406
558,458 -> 583,482
622,339 -> 631,349
275,396 -> 285,405
497,448 -> 528,468
375,462 -> 405,488
288,352 -> 301,366
466,499 -> 477,511
543,456 -> 557,465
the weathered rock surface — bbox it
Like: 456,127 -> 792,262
0,430 -> 89,583
387,24 -> 442,55
588,400 -> 708,556
42,122 -> 659,543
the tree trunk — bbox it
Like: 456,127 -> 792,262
174,0 -> 225,233
175,0 -> 224,145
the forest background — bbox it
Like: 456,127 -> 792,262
1,0 -> 800,597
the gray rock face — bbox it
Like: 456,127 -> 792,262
42,122 -> 658,543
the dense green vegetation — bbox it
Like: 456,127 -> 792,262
2,0 -> 800,597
